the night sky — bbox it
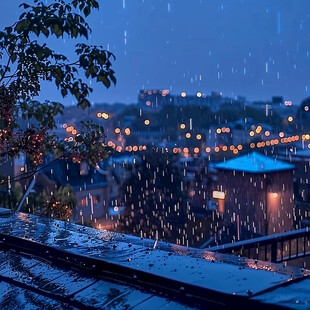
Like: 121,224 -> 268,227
1,0 -> 310,105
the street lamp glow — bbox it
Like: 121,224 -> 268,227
196,134 -> 202,140
102,113 -> 109,119
144,119 -> 150,126
256,126 -> 262,134
115,128 -> 121,134
196,92 -> 202,98
288,116 -> 293,122
185,132 -> 191,139
181,91 -> 187,98
180,123 -> 186,130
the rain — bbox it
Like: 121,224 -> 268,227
0,0 -> 310,308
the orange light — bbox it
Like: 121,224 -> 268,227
194,147 -> 200,154
144,119 -> 150,126
279,132 -> 284,138
222,145 -> 227,151
115,128 -> 121,134
97,112 -> 102,118
233,149 -> 238,154
180,123 -> 186,130
185,133 -> 191,139
237,144 -> 242,151
133,146 -> 138,152
265,131 -> 270,136
183,147 -> 189,153
212,191 -> 225,199
66,126 -> 74,133
124,128 -> 131,135
196,134 -> 202,140
250,143 -> 255,148
229,145 -> 234,151
216,128 -> 221,134
214,147 -> 219,152
205,147 -> 211,153
249,131 -> 255,137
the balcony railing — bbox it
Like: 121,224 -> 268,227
207,227 -> 310,263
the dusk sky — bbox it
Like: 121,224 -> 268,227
1,0 -> 310,105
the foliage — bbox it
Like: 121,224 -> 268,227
119,150 -> 188,239
32,185 -> 76,220
0,0 -> 115,172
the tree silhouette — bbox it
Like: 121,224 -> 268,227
0,0 -> 115,186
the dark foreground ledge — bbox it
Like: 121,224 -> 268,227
0,211 -> 308,309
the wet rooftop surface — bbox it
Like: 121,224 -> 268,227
0,249 -> 198,310
0,211 -> 308,309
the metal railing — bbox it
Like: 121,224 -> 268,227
207,227 -> 310,263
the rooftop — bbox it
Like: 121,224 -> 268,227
0,210 -> 308,309
215,152 -> 294,173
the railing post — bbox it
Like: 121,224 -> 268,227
271,241 -> 277,262
296,237 -> 299,258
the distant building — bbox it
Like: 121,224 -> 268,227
138,89 -> 172,111
277,147 -> 310,227
44,159 -> 110,223
213,152 -> 294,237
